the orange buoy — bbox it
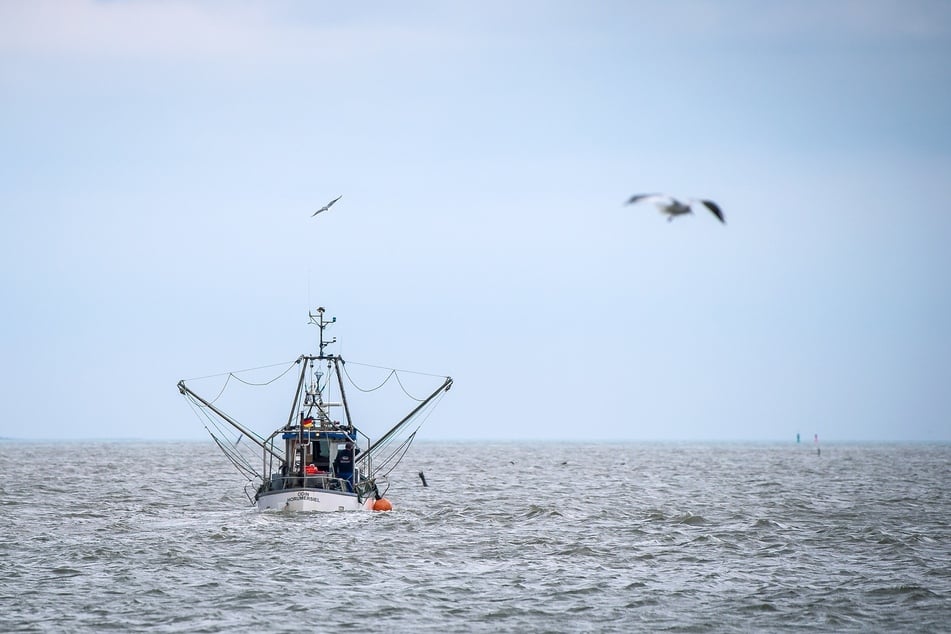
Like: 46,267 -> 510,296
372,498 -> 393,512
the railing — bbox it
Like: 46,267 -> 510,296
262,474 -> 355,494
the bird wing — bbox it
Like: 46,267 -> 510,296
625,193 -> 663,205
699,199 -> 725,223
311,194 -> 342,217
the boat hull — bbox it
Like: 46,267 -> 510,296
257,487 -> 375,512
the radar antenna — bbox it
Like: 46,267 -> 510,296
308,306 -> 337,359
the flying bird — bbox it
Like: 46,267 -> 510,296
626,193 -> 725,224
311,195 -> 342,217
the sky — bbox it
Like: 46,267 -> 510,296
1,0 -> 949,443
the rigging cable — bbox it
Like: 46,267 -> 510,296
184,359 -> 300,406
182,392 -> 261,481
392,371 -> 426,402
228,359 -> 300,386
340,362 -> 396,393
341,361 -> 438,402
183,359 -> 299,382
209,373 -> 231,404
368,389 -> 447,478
343,360 -> 448,379
373,429 -> 418,477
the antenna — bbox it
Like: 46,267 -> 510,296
308,306 -> 337,359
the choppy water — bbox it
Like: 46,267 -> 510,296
1,441 -> 949,632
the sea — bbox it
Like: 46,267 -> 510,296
1,441 -> 949,633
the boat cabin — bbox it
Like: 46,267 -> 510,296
259,424 -> 362,495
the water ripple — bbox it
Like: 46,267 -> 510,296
1,441 -> 949,632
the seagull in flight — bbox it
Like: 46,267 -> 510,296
311,195 -> 342,217
626,194 -> 725,224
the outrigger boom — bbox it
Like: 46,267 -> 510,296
358,374 -> 453,465
176,379 -> 282,462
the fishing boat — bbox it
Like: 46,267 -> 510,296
177,307 -> 452,512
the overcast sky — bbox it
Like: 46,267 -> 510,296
1,1 -> 949,443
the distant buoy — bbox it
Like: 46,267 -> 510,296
373,498 -> 393,512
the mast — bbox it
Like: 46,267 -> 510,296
333,356 -> 354,431
309,306 -> 336,359
305,307 -> 339,425
284,355 -> 308,428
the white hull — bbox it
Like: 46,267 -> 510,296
257,487 -> 375,512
